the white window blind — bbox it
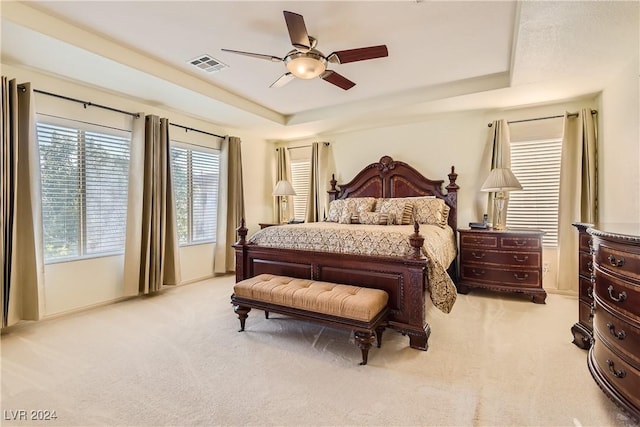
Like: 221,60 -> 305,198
506,138 -> 562,246
290,160 -> 310,221
37,122 -> 130,262
171,144 -> 220,245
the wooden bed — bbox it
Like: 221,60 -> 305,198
234,155 -> 459,351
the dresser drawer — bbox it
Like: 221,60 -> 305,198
579,252 -> 594,277
460,266 -> 540,287
594,268 -> 640,318
592,339 -> 640,410
594,305 -> 640,369
460,234 -> 497,248
460,249 -> 540,268
579,300 -> 594,329
579,276 -> 594,303
595,244 -> 640,282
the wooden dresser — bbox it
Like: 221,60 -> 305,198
457,228 -> 546,303
587,224 -> 640,421
571,222 -> 595,349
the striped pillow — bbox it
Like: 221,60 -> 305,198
359,211 -> 389,225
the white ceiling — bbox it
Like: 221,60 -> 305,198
1,1 -> 638,140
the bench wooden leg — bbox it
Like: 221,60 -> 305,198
375,325 -> 385,348
354,331 -> 375,366
264,311 -> 269,319
233,305 -> 251,332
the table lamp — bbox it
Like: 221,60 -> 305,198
273,180 -> 297,223
481,168 -> 522,230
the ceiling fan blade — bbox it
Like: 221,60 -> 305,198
327,45 -> 388,64
320,70 -> 356,90
270,73 -> 296,88
221,48 -> 282,62
283,11 -> 311,51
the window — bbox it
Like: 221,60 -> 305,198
290,160 -> 310,221
171,143 -> 220,245
506,138 -> 562,246
37,122 -> 131,262
288,145 -> 312,221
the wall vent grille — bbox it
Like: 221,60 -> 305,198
188,54 -> 228,73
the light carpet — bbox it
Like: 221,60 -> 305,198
1,274 -> 637,427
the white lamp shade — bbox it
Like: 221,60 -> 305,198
481,168 -> 523,192
273,180 -> 297,196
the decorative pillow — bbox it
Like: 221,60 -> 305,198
412,198 -> 449,228
359,211 -> 389,225
326,199 -> 346,222
338,207 -> 354,224
377,199 -> 409,225
345,197 -> 376,215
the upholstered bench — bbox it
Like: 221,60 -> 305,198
231,274 -> 389,365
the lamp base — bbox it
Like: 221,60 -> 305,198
493,192 -> 507,230
280,197 -> 289,224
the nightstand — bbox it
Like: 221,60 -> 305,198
457,228 -> 547,303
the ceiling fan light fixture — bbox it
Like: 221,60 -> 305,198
285,51 -> 327,79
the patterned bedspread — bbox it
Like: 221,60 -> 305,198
248,222 -> 458,313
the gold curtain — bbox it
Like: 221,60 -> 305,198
485,119 -> 512,225
557,109 -> 598,291
305,142 -> 330,222
124,115 -> 181,295
1,78 -> 44,327
274,147 -> 291,223
214,136 -> 245,273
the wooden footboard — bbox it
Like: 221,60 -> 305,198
233,222 -> 432,350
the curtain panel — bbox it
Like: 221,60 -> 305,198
124,115 -> 181,295
1,78 -> 44,327
557,109 -> 598,292
214,136 -> 245,274
274,147 -> 292,223
305,142 -> 330,222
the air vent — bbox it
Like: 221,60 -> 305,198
188,54 -> 228,73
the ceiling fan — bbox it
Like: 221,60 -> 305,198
221,11 -> 388,90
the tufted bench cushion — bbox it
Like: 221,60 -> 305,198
231,274 -> 389,365
233,274 -> 388,323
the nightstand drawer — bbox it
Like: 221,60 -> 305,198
579,300 -> 594,328
460,265 -> 541,287
580,232 -> 592,252
594,269 -> 640,318
460,234 -> 497,248
594,305 -> 640,368
592,338 -> 640,410
500,236 -> 541,250
460,249 -> 540,268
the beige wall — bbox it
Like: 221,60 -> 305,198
598,55 -> 640,224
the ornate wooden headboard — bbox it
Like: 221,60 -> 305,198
328,155 -> 459,232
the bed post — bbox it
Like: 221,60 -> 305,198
446,166 -> 459,233
328,174 -> 338,201
409,222 -> 426,260
234,218 -> 249,281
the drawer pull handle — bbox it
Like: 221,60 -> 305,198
513,255 -> 529,262
607,322 -> 626,340
606,359 -> 626,379
587,261 -> 593,273
587,286 -> 593,299
471,269 -> 485,277
513,240 -> 526,246
607,285 -> 627,303
608,255 -> 625,267
513,273 -> 529,281
471,252 -> 485,259
588,303 -> 594,322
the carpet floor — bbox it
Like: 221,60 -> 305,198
1,274 -> 637,426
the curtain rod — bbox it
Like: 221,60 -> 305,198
487,109 -> 597,127
18,86 -> 141,118
170,123 -> 224,139
276,142 -> 331,151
